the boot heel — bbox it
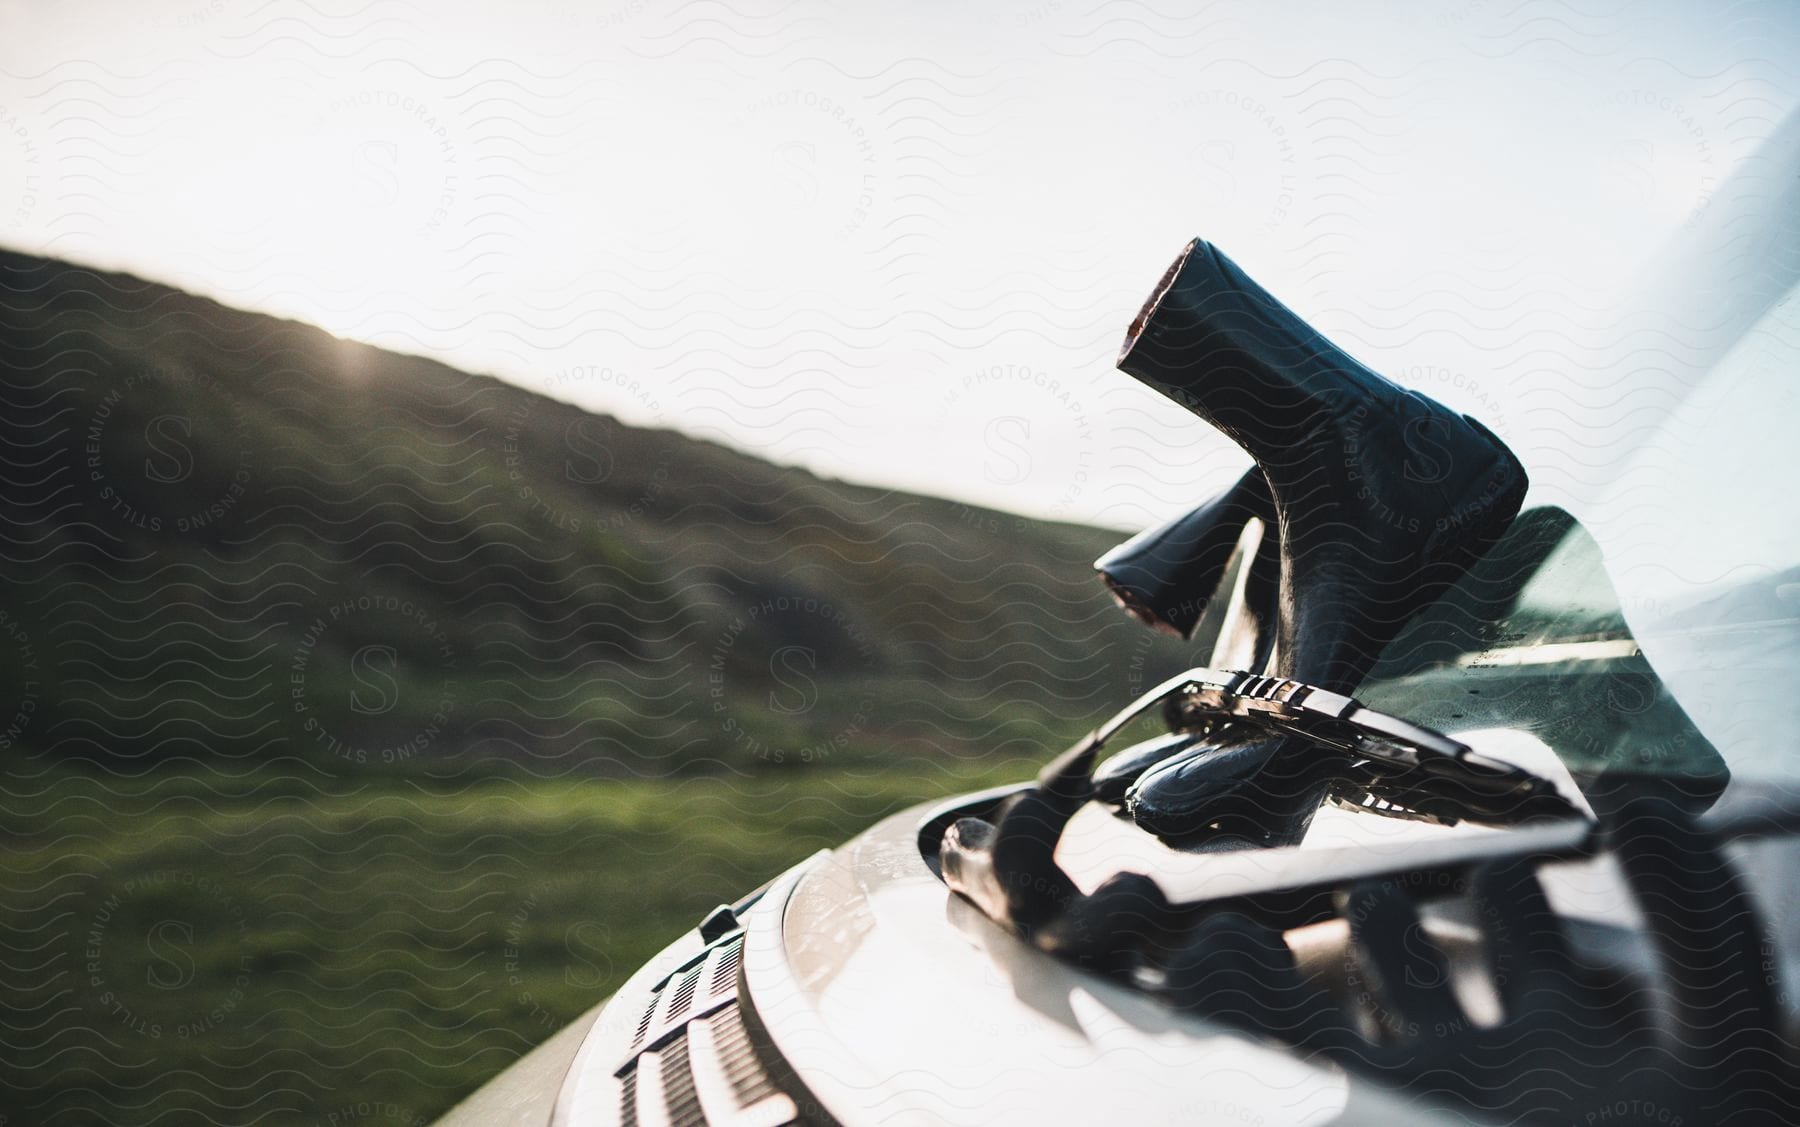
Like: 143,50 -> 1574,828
1094,466 -> 1270,639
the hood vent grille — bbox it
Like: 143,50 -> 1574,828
665,965 -> 702,1025
629,934 -> 742,1054
710,938 -> 742,996
614,930 -> 809,1127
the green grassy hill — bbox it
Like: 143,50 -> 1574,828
0,248 -> 1191,776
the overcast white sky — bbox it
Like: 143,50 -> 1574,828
3,0 -> 1797,531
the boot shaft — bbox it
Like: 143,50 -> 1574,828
1118,239 -> 1398,471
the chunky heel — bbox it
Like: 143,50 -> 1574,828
1094,466 -> 1270,639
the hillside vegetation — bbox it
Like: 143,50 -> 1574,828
0,249 -> 1190,776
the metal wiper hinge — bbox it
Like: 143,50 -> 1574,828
1107,666 -> 1578,824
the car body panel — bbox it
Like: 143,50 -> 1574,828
745,799 -> 1458,1127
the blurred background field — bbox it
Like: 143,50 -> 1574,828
4,760 -> 1030,1125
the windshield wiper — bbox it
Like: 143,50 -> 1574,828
1144,666 -> 1577,824
939,667 -> 1582,941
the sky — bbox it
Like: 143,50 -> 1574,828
2,0 -> 1797,532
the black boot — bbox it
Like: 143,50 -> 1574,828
1120,239 -> 1528,841
1119,238 -> 1527,692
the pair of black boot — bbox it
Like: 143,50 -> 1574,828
1095,240 -> 1528,844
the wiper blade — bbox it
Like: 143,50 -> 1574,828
1102,666 -> 1577,823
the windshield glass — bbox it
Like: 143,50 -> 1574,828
1356,505 -> 1728,788
1357,272 -> 1799,789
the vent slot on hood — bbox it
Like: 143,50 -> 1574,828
614,930 -> 809,1127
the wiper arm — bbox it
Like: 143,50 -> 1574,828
939,667 -> 1582,942
1139,666 -> 1577,823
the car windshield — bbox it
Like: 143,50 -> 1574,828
1356,272 -> 1799,791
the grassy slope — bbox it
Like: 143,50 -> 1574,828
0,248 -> 1189,774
